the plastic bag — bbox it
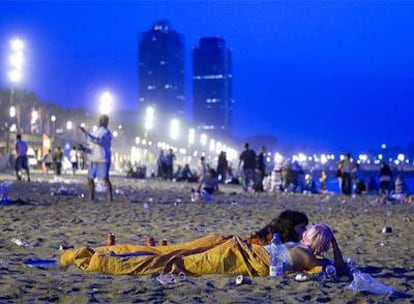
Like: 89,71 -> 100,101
345,272 -> 394,295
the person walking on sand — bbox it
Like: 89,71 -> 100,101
69,146 -> 79,175
42,149 -> 54,175
53,147 -> 63,176
80,114 -> 113,201
14,134 -> 30,181
238,142 -> 257,192
339,153 -> 354,195
255,145 -> 266,192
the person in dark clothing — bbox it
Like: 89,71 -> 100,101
216,151 -> 228,183
255,146 -> 266,192
379,162 -> 393,195
238,142 -> 257,192
53,147 -> 63,176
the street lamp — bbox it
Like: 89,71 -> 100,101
170,118 -> 180,140
99,91 -> 113,115
144,106 -> 154,137
7,37 -> 25,132
188,128 -> 195,146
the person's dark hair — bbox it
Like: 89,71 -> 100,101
252,210 -> 309,243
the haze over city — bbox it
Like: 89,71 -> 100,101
1,1 -> 414,153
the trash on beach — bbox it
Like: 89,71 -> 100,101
156,274 -> 177,286
95,181 -> 107,193
294,273 -> 311,282
143,202 -> 149,209
382,226 -> 392,233
23,259 -> 58,268
11,238 -> 29,247
236,275 -> 252,285
345,272 -> 394,295
59,244 -> 75,251
0,182 -> 12,204
51,186 -> 77,196
115,188 -> 124,195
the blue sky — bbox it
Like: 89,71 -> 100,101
1,1 -> 414,153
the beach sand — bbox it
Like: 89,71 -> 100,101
0,173 -> 413,303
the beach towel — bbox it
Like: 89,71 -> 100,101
60,235 -> 323,277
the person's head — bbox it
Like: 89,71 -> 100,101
16,134 -> 22,140
300,224 -> 333,255
268,210 -> 309,242
244,142 -> 249,150
253,210 -> 309,243
99,114 -> 109,128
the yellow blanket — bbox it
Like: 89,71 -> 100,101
60,235 -> 323,276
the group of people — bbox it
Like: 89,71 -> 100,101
238,142 -> 267,192
337,154 -> 409,198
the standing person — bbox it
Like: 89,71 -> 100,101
14,134 -> 30,181
238,142 -> 257,192
379,161 -> 393,195
166,148 -> 176,180
69,146 -> 79,175
339,153 -> 354,195
255,145 -> 266,192
80,114 -> 113,201
157,150 -> 168,179
199,156 -> 208,181
53,147 -> 63,176
42,149 -> 54,175
216,151 -> 228,183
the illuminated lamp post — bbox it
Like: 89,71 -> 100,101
7,38 -> 25,134
144,106 -> 154,138
170,118 -> 180,140
99,91 -> 113,115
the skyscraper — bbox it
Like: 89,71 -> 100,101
193,37 -> 233,137
138,21 -> 185,121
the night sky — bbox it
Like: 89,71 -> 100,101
1,1 -> 414,153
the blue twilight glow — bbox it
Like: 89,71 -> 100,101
1,1 -> 414,152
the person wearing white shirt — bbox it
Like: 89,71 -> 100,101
80,114 -> 113,201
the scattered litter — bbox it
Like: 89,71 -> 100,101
382,226 -> 392,233
156,274 -> 176,286
235,275 -> 252,285
11,238 -> 29,247
24,259 -> 57,268
294,273 -> 311,282
345,272 -> 394,295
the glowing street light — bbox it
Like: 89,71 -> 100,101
144,106 -> 154,133
200,133 -> 207,146
99,91 -> 113,115
66,120 -> 73,130
170,118 -> 180,140
188,128 -> 195,145
8,37 -> 25,84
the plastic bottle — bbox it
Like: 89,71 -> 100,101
269,233 -> 284,278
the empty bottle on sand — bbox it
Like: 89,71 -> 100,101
269,233 -> 284,278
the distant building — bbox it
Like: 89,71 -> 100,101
193,37 -> 233,137
138,21 -> 185,122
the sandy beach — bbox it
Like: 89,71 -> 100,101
0,172 -> 413,303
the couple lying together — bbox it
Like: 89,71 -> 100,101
60,210 -> 347,277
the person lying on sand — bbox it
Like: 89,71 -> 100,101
264,223 -> 347,275
61,217 -> 346,277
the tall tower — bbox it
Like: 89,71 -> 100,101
193,37 -> 233,137
138,21 -> 185,121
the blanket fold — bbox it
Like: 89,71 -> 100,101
60,235 -> 269,276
